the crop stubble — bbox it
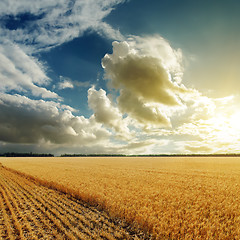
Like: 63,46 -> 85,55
0,165 -> 148,239
1,157 -> 240,239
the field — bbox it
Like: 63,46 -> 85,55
1,157 -> 240,239
0,164 -> 148,239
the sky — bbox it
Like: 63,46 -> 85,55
0,0 -> 240,155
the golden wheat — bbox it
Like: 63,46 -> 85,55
1,156 -> 240,239
0,165 -> 148,239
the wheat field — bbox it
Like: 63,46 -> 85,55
0,164 -> 148,239
1,156 -> 240,239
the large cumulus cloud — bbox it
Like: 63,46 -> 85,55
0,93 -> 110,145
0,0 -> 132,154
88,86 -> 131,139
1,0 -> 235,156
117,89 -> 171,127
102,36 -> 188,127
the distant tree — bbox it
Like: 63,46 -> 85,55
0,152 -> 54,157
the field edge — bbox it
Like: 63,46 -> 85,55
0,163 -> 152,239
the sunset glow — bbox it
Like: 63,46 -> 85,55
0,0 -> 239,155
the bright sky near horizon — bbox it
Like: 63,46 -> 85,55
0,0 -> 240,155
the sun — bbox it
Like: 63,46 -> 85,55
229,112 -> 240,131
205,110 -> 240,145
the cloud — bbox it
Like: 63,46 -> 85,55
58,76 -> 90,90
0,90 -> 167,155
0,0 -> 134,155
102,36 -> 189,127
0,0 -> 125,52
0,42 -> 58,98
0,93 -> 110,145
58,76 -> 74,90
60,138 -> 168,155
0,0 -> 126,96
1,0 -> 238,156
184,143 -> 213,154
58,81 -> 74,90
88,86 -> 131,139
128,35 -> 184,78
117,139 -> 169,155
118,89 -> 171,127
169,93 -> 240,154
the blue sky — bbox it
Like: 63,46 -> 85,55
0,0 -> 240,155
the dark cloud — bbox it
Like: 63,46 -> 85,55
0,93 -> 110,145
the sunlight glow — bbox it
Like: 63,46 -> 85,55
229,112 -> 240,131
207,111 -> 240,144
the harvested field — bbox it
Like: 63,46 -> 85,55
0,165 -> 148,239
2,156 -> 240,239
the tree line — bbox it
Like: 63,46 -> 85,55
60,154 -> 126,157
0,152 -> 54,157
1,152 -> 240,158
60,153 -> 240,157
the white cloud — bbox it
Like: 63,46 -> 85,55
170,93 -> 240,154
177,141 -> 214,154
88,86 -> 131,139
1,0 -> 238,156
58,81 -> 74,90
0,42 -> 58,98
58,76 -> 74,90
102,36 -> 189,127
0,91 -> 170,155
0,0 -> 125,52
58,76 -> 90,90
128,35 -> 184,78
0,0 -> 139,154
117,89 -> 171,127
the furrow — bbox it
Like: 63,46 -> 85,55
0,176 -> 39,240
0,177 -> 22,240
19,179 -> 99,239
36,191 -> 121,239
0,193 -> 14,240
1,169 -> 66,239
5,169 -> 131,239
0,190 -> 7,238
0,172 -> 55,240
47,191 -> 126,235
3,169 -> 108,239
17,174 -> 129,239
1,167 -> 147,240
38,192 -> 131,239
2,168 -> 92,240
